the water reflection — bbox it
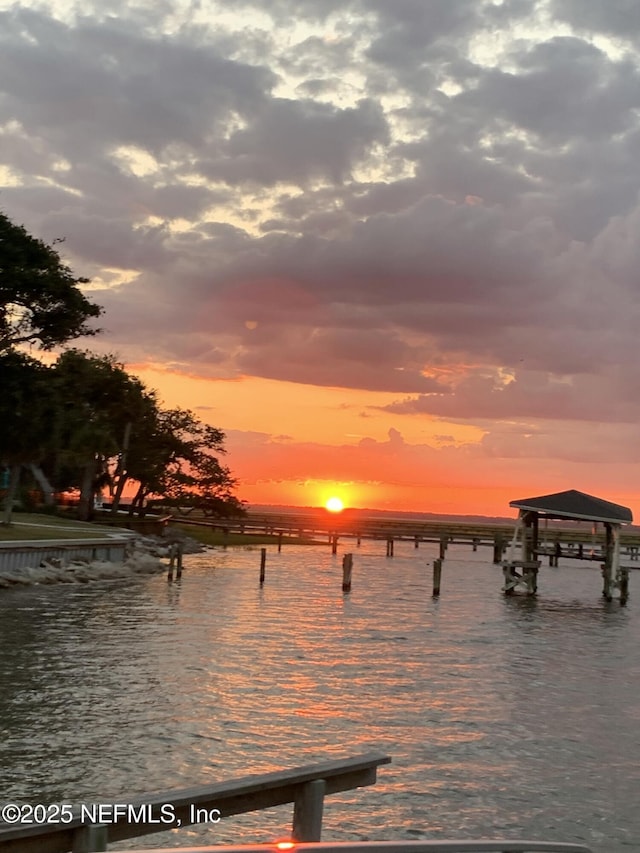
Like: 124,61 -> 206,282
0,544 -> 638,851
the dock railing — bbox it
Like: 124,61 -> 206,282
0,752 -> 391,853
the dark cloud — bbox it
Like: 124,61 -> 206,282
197,97 -> 389,186
552,0 -> 640,38
3,0 -> 640,443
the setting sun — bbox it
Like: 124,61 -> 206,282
325,496 -> 344,513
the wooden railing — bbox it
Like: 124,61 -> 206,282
0,752 -> 390,853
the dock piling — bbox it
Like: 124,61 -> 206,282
260,548 -> 266,584
342,553 -> 353,592
438,536 -> 449,560
432,558 -> 442,597
72,823 -> 107,852
292,778 -> 326,842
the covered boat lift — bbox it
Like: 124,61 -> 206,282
503,489 -> 633,602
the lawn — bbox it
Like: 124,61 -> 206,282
0,513 -> 127,542
0,514 -> 324,547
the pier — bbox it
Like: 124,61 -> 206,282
501,490 -> 634,603
173,508 -> 640,564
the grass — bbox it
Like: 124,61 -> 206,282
0,513 -> 322,547
0,512 -> 127,542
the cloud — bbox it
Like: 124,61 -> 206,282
3,0 -> 640,473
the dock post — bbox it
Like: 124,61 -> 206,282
342,553 -> 353,592
167,544 -> 175,580
72,823 -> 108,852
356,532 -> 361,547
331,534 -> 338,555
176,543 -> 183,578
292,778 -> 325,841
472,538 -> 478,552
260,548 -> 266,584
493,535 -> 504,564
620,568 -> 630,605
414,536 -> 420,549
439,536 -> 447,560
278,531 -> 283,553
601,562 -> 612,600
432,558 -> 442,597
386,538 -> 394,557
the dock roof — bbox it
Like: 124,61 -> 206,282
509,489 -> 633,525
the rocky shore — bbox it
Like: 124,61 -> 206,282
0,529 -> 206,588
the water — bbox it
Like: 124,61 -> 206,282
1,539 -> 638,851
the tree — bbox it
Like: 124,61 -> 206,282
44,350 -> 153,520
0,211 -> 102,351
121,407 -> 245,517
0,352 -> 55,523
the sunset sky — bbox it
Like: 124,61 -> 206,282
2,0 -> 640,518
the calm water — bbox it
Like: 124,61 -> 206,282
1,539 -> 639,851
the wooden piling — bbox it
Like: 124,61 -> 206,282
72,822 -> 108,852
414,536 -> 420,549
292,778 -> 326,842
331,534 -> 338,555
432,558 -> 442,597
492,535 -> 504,564
439,536 -> 447,560
176,543 -> 183,578
620,568 -> 630,605
277,531 -> 283,553
167,544 -> 175,581
260,548 -> 266,584
342,553 -> 353,592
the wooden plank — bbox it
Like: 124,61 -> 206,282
0,754 -> 390,853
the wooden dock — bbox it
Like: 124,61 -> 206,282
172,510 -> 640,562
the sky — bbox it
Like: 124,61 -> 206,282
2,0 -> 640,518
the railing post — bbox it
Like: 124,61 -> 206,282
292,778 -> 326,841
72,823 -> 108,852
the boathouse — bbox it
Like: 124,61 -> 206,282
503,489 -> 633,602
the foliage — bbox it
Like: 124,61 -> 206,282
43,350 -> 155,520
0,351 -> 56,523
0,211 -> 102,351
1,348 -> 244,522
0,351 -> 54,463
122,407 -> 245,517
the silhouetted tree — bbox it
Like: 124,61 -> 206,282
45,350 -> 152,520
0,211 -> 102,351
0,352 -> 55,523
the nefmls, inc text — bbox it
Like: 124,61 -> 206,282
79,803 -> 221,825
